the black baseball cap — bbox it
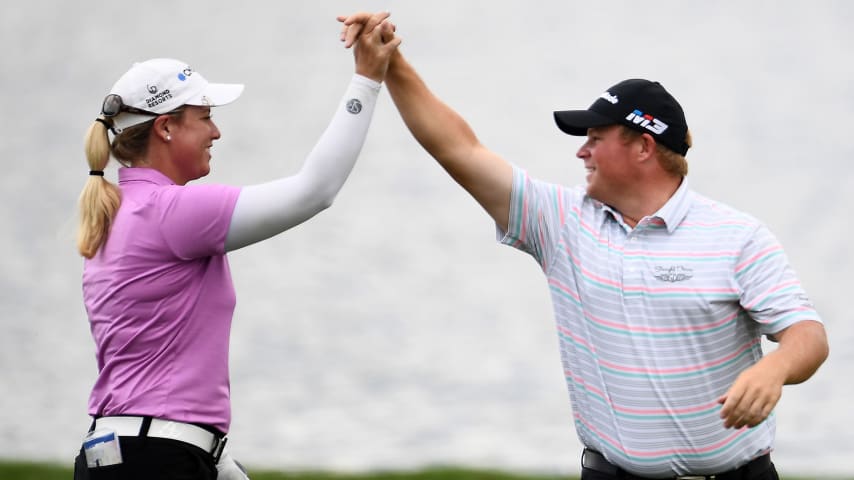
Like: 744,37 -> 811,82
553,79 -> 690,156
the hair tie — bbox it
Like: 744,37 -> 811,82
95,117 -> 117,134
89,170 -> 105,176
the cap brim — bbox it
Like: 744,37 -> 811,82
553,110 -> 616,136
112,111 -> 158,133
186,82 -> 245,107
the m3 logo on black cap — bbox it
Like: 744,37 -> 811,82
626,109 -> 669,135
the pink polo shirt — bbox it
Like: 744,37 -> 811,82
82,167 -> 241,433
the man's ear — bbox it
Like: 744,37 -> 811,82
637,133 -> 657,162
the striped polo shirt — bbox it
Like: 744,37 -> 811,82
499,166 -> 821,477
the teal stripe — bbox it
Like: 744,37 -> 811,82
734,250 -> 783,279
766,311 -> 819,328
558,330 -> 597,357
675,224 -> 753,233
574,221 -> 741,262
510,170 -> 525,239
576,417 -> 765,463
622,290 -> 739,300
550,184 -> 561,220
623,254 -> 739,262
549,284 -> 740,339
750,285 -> 800,310
581,276 -> 623,294
583,315 -> 738,339
549,283 -> 583,307
567,376 -> 719,421
578,274 -> 738,300
598,345 -> 757,380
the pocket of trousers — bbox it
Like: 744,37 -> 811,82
74,445 -> 126,480
87,463 -> 124,480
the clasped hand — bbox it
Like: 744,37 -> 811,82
338,11 -> 401,83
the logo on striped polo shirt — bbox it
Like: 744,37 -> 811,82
653,265 -> 693,283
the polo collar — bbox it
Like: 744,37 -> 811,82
598,178 -> 692,234
654,177 -> 691,234
118,167 -> 177,186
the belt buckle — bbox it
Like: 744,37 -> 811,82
581,449 -> 594,469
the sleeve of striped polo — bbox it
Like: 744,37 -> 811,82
498,166 -> 564,271
735,223 -> 822,336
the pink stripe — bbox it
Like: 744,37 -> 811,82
548,277 -> 582,303
576,413 -> 747,457
567,371 -> 718,416
623,249 -> 740,258
579,266 -> 623,289
578,308 -> 739,334
576,414 -> 623,451
578,215 -> 619,250
558,326 -> 594,351
575,218 -> 741,259
598,338 -> 760,375
743,279 -> 801,309
578,266 -> 737,295
553,241 -> 738,296
735,245 -> 783,272
537,225 -> 547,268
559,323 -> 759,375
550,280 -> 738,335
567,370 -> 606,398
679,220 -> 754,228
519,189 -> 529,243
622,284 -> 737,294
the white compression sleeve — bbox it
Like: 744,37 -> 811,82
224,74 -> 381,252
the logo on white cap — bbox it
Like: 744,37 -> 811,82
178,67 -> 194,81
105,58 -> 244,133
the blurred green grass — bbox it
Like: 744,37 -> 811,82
2,462 -> 573,480
2,460 -> 850,480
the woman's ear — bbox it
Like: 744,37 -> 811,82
152,115 -> 172,143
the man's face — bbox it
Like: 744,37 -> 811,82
576,125 -> 638,204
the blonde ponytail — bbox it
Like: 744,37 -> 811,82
77,119 -> 122,258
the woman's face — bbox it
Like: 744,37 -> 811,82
168,106 -> 221,184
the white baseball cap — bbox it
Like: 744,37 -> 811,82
102,58 -> 244,133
